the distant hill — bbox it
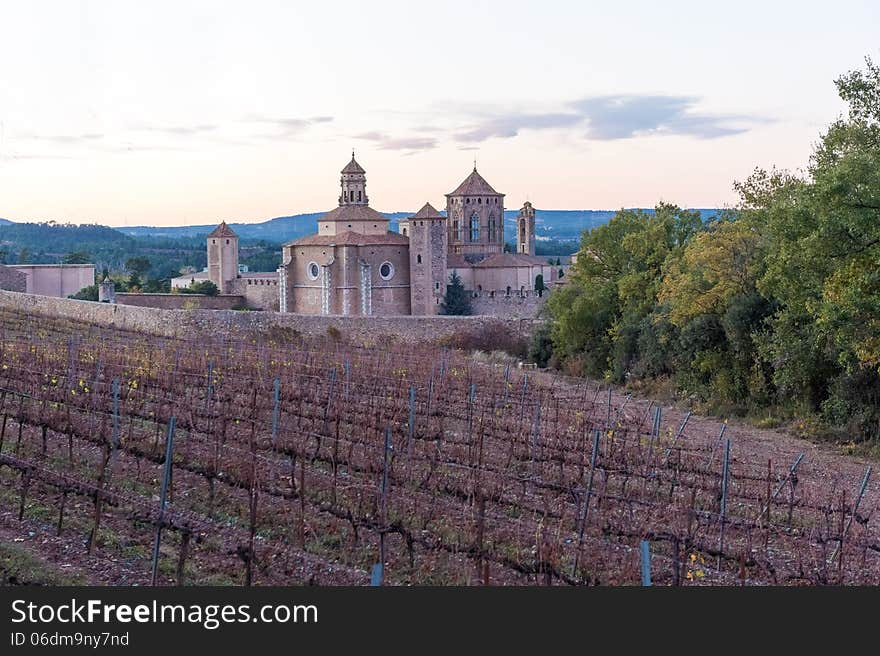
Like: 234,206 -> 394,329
0,208 -> 722,275
120,212 -> 414,243
520,208 -> 722,241
119,208 -> 722,244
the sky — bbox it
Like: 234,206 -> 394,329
0,0 -> 878,227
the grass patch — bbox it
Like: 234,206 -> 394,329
0,541 -> 87,585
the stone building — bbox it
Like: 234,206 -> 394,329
166,221 -> 280,310
206,222 -> 239,294
279,154 -> 411,315
182,153 -> 567,317
9,264 -> 94,298
403,203 -> 447,315
445,166 -> 505,259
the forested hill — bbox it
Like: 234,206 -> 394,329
0,207 -> 721,276
120,212 -> 413,243
0,222 -> 279,281
119,208 -> 721,243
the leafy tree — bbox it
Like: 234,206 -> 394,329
69,285 -> 99,301
543,56 -> 880,440
658,218 -> 765,327
548,203 -> 703,381
142,277 -> 171,293
125,256 -> 152,278
17,248 -> 31,264
441,271 -> 472,315
534,274 -> 545,297
528,322 -> 554,368
179,280 -> 219,296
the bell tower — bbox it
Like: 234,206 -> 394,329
339,151 -> 368,206
516,201 -> 536,256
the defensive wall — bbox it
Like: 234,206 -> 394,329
0,290 -> 538,346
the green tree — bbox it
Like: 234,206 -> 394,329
441,271 -> 472,316
179,280 -> 219,296
125,256 -> 152,278
17,248 -> 30,264
534,274 -> 545,297
528,322 -> 554,368
744,58 -> 880,434
548,203 -> 703,381
69,285 -> 99,301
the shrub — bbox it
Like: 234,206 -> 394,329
527,322 -> 553,367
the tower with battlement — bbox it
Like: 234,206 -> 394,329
207,222 -> 239,294
407,203 -> 447,315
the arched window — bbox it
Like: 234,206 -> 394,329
417,254 -> 422,264
357,191 -> 362,201
453,220 -> 462,241
470,212 -> 480,242
402,228 -> 407,236
488,214 -> 496,242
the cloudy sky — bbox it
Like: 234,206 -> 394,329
0,0 -> 878,226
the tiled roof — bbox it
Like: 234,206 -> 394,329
341,154 -> 365,174
207,221 -> 238,238
320,204 -> 389,224
287,230 -> 410,247
410,202 -> 444,219
446,168 -> 501,197
473,253 -> 543,268
446,254 -> 471,268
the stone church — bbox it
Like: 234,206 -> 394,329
200,153 -> 560,316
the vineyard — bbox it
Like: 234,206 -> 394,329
0,307 -> 878,586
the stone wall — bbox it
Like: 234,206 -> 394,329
230,277 -> 279,311
470,289 -> 547,319
0,289 -> 537,346
115,293 -> 246,310
0,265 -> 27,293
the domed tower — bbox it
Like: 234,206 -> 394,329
207,221 -> 239,294
339,151 -> 368,206
517,201 -> 536,256
281,153 -> 411,316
